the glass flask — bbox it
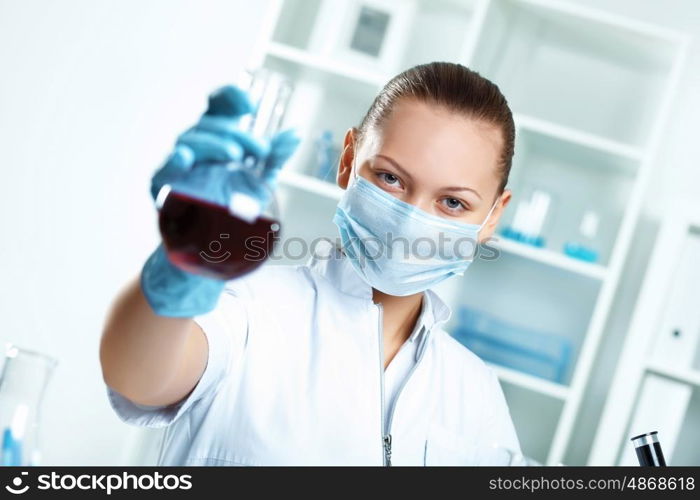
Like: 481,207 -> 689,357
0,344 -> 57,466
158,68 -> 293,280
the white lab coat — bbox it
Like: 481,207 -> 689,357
107,243 -> 521,465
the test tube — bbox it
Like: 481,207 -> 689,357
630,431 -> 667,466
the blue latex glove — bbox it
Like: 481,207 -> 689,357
141,85 -> 300,317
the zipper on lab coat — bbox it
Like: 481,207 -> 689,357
377,299 -> 431,467
376,302 -> 390,466
384,325 -> 427,465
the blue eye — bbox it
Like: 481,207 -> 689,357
441,197 -> 466,212
378,172 -> 401,187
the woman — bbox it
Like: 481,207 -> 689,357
100,62 -> 519,466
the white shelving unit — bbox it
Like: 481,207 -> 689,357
589,201 -> 700,466
249,0 -> 690,464
266,42 -> 388,86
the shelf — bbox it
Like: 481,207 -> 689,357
266,42 -> 387,88
492,237 -> 608,280
517,0 -> 687,44
270,0 -> 480,80
489,362 -> 570,401
278,170 -> 344,200
647,363 -> 700,389
501,125 -> 638,267
514,113 -> 644,162
469,0 -> 677,148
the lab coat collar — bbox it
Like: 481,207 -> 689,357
307,241 -> 452,333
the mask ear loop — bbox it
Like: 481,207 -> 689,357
477,194 -> 501,232
348,148 -> 361,188
462,194 -> 500,262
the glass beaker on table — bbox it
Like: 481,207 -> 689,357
0,344 -> 57,466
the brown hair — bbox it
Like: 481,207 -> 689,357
357,62 -> 515,196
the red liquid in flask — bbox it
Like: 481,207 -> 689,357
159,191 -> 279,280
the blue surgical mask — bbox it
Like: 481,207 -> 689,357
332,174 -> 498,296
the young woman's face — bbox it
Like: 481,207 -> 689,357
337,98 -> 511,242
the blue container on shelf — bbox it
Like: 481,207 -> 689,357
563,242 -> 599,263
451,306 -> 572,384
499,226 -> 546,248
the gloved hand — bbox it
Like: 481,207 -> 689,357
141,85 -> 300,318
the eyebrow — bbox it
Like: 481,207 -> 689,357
375,154 -> 483,201
442,185 -> 483,201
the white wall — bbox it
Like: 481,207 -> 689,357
0,0 -> 270,465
